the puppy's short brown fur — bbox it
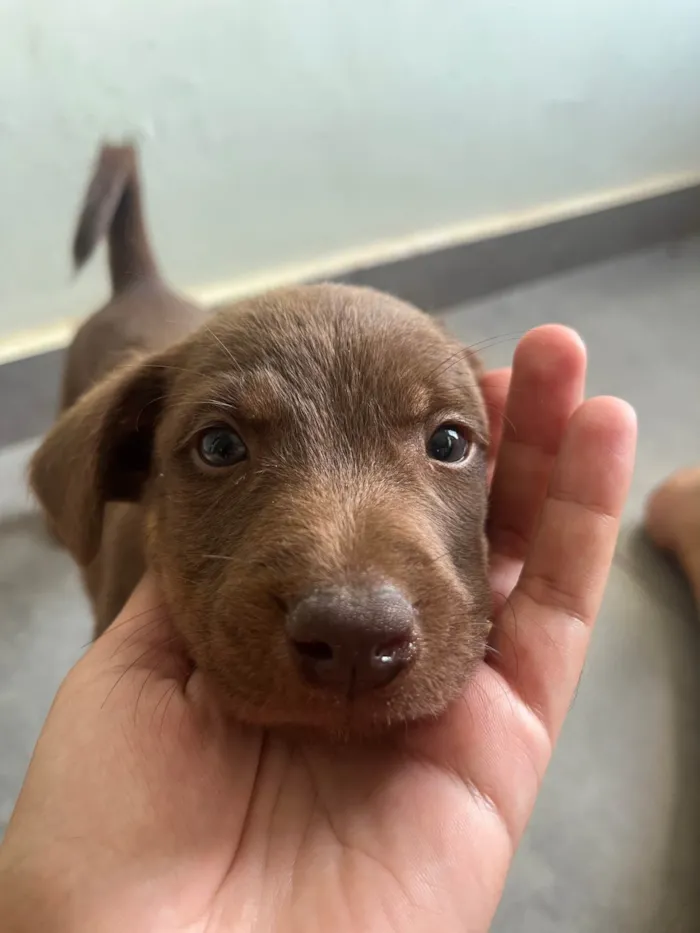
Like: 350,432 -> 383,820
31,143 -> 492,737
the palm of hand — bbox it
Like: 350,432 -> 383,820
63,642 -> 538,933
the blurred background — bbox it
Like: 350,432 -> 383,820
2,2 -> 700,931
1,0 -> 700,346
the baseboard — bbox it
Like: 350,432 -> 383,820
2,174 -> 700,448
334,180 -> 700,309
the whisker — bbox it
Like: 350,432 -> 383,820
117,611 -> 171,654
429,331 -> 525,381
204,324 -> 240,371
152,681 -> 179,734
484,643 -> 503,661
481,402 -> 516,437
133,666 -> 158,724
101,642 -> 160,709
102,603 -> 167,635
159,681 -> 181,734
467,330 -> 526,352
89,603 -> 168,656
135,393 -> 175,432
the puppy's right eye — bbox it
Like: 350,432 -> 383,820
195,426 -> 247,468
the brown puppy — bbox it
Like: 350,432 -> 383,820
31,146 -> 491,738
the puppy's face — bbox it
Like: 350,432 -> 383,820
32,285 -> 491,736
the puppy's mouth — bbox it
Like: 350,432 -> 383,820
200,627 -> 486,739
171,577 -> 489,737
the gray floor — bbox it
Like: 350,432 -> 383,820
2,240 -> 700,931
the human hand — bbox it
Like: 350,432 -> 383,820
0,325 -> 636,933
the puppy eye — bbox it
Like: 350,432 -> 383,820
426,424 -> 471,464
196,426 -> 247,468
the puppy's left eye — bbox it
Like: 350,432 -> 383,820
427,424 -> 471,464
196,426 -> 247,468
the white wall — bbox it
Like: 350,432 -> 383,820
1,0 -> 700,346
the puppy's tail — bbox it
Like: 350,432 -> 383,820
72,143 -> 160,294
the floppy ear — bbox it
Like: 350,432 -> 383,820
29,352 -> 172,565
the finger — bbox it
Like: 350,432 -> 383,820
489,325 -> 586,596
90,574 -> 191,683
488,396 -> 637,740
479,366 -> 511,484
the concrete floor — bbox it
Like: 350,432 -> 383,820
2,239 -> 700,931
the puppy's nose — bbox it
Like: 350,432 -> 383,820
286,585 -> 417,693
